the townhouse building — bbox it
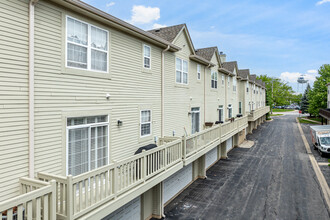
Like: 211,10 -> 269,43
0,0 -> 269,219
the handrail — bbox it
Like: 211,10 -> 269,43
0,178 -> 56,220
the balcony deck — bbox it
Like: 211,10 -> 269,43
1,116 -> 249,220
248,106 -> 270,122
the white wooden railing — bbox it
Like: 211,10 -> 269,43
185,125 -> 220,157
248,106 -> 270,121
38,139 -> 182,219
0,178 -> 56,220
3,115 -> 249,220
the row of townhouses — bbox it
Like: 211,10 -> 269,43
0,0 -> 270,219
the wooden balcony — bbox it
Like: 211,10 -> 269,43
2,116 -> 249,220
319,108 -> 330,120
248,106 -> 270,122
0,178 -> 56,220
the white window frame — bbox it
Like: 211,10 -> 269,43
211,72 -> 218,89
66,115 -> 109,176
246,81 -> 249,92
65,16 -> 109,73
143,44 -> 151,69
228,76 -> 230,88
197,64 -> 201,80
191,107 -> 200,134
233,77 -> 237,92
228,104 -> 232,118
218,105 -> 224,122
239,102 -> 242,114
175,58 -> 188,85
140,110 -> 152,137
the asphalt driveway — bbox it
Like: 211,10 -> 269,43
161,115 -> 330,220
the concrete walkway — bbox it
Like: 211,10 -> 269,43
161,115 -> 330,220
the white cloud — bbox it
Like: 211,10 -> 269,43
307,69 -> 317,74
106,2 -> 115,7
316,0 -> 330,5
279,71 -> 316,83
129,5 -> 160,25
152,23 -> 167,29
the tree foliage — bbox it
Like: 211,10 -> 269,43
300,84 -> 311,114
308,64 -> 330,116
257,75 -> 300,108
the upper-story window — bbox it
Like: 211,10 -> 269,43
141,110 -> 151,137
66,16 -> 108,72
176,58 -> 188,84
143,45 -> 151,69
246,81 -> 249,92
211,72 -> 218,89
197,64 -> 201,80
222,75 -> 225,85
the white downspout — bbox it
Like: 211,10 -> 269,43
29,0 -> 38,178
161,45 -> 170,138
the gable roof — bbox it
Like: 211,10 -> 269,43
255,79 -> 263,86
238,69 -> 250,80
195,47 -> 218,62
50,0 -> 180,51
148,24 -> 185,43
222,61 -> 238,74
249,74 -> 257,83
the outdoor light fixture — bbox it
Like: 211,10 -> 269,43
117,120 -> 123,126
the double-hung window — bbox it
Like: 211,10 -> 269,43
66,16 -> 108,72
143,45 -> 151,68
141,110 -> 151,137
197,64 -> 201,80
67,115 -> 109,176
246,81 -> 249,92
176,58 -> 188,84
211,72 -> 218,89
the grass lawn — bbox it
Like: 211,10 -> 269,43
298,117 -> 319,124
304,117 -> 322,123
270,114 -> 283,116
272,109 -> 295,112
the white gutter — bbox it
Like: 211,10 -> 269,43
29,0 -> 38,178
161,45 -> 170,138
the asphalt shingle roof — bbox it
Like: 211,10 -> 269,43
249,74 -> 257,82
148,24 -> 185,43
238,69 -> 250,79
222,61 -> 237,73
195,47 -> 218,62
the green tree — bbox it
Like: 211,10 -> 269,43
300,84 -> 311,114
257,75 -> 298,110
308,64 -> 330,116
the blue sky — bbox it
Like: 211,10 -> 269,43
83,0 -> 330,93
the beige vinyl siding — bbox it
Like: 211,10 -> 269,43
32,0 -> 161,177
163,31 -> 205,137
0,0 -> 29,202
205,54 -> 220,123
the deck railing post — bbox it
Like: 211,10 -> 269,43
182,136 -> 186,160
67,175 -> 73,220
113,161 -> 118,198
142,150 -> 147,182
49,180 -> 56,220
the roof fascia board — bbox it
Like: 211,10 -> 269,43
172,26 -> 196,55
189,55 -> 215,67
50,0 -> 180,52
